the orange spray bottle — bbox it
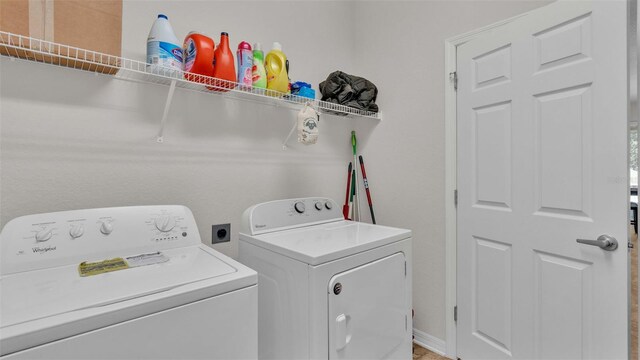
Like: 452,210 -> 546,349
210,32 -> 236,91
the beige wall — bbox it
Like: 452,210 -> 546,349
1,0 -> 551,346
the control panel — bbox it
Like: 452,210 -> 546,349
0,205 -> 201,275
240,197 -> 343,235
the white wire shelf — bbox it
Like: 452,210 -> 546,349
0,31 -> 381,142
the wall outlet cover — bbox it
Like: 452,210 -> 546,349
212,223 -> 231,244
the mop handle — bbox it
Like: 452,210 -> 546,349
352,131 -> 361,221
359,155 -> 376,224
350,169 -> 356,220
343,162 -> 352,220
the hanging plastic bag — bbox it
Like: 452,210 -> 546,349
297,103 -> 319,145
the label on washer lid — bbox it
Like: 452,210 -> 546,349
78,252 -> 168,277
125,251 -> 169,267
78,257 -> 129,277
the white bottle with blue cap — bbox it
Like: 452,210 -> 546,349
146,14 -> 183,73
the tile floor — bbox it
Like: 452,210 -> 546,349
413,343 -> 447,360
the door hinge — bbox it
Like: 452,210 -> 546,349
450,71 -> 458,91
454,189 -> 458,208
404,261 -> 407,277
454,305 -> 457,322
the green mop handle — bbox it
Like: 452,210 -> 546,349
351,131 -> 360,221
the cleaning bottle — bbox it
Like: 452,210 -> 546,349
183,32 -> 214,83
146,14 -> 183,74
237,41 -> 253,87
210,32 -> 236,91
265,42 -> 289,94
251,42 -> 267,89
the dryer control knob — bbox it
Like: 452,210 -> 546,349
325,201 -> 333,210
100,221 -> 113,235
69,224 -> 84,239
154,216 -> 176,232
294,202 -> 306,214
35,228 -> 53,242
315,202 -> 323,211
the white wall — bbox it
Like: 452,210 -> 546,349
0,0 -> 550,349
0,1 -> 368,261
351,0 -> 551,344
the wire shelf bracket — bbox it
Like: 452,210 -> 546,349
157,79 -> 177,143
282,120 -> 298,150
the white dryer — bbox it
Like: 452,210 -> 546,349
0,205 -> 257,359
239,197 -> 412,360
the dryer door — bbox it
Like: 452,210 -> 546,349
328,252 -> 409,359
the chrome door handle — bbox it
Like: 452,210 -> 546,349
576,235 -> 618,251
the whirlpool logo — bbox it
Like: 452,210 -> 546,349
32,246 -> 56,254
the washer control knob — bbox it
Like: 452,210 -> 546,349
69,224 -> 84,239
155,216 -> 176,232
100,221 -> 113,235
294,202 -> 306,214
315,202 -> 323,211
325,201 -> 333,210
35,228 -> 53,242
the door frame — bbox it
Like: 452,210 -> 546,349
444,2 -> 637,359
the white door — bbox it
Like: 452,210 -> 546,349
457,1 -> 629,359
328,253 -> 409,360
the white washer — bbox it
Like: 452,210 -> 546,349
0,205 -> 257,359
239,197 -> 412,360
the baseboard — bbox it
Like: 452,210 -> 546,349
413,328 -> 448,357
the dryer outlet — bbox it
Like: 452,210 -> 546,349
212,224 -> 231,244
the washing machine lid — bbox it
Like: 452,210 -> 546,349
0,245 -> 256,355
1,245 -> 241,327
240,220 -> 411,266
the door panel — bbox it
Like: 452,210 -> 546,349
473,45 -> 512,89
533,14 -> 591,72
457,1 -> 628,359
533,252 -> 593,359
328,252 -> 408,360
474,101 -> 512,209
473,237 -> 512,356
534,84 -> 593,219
